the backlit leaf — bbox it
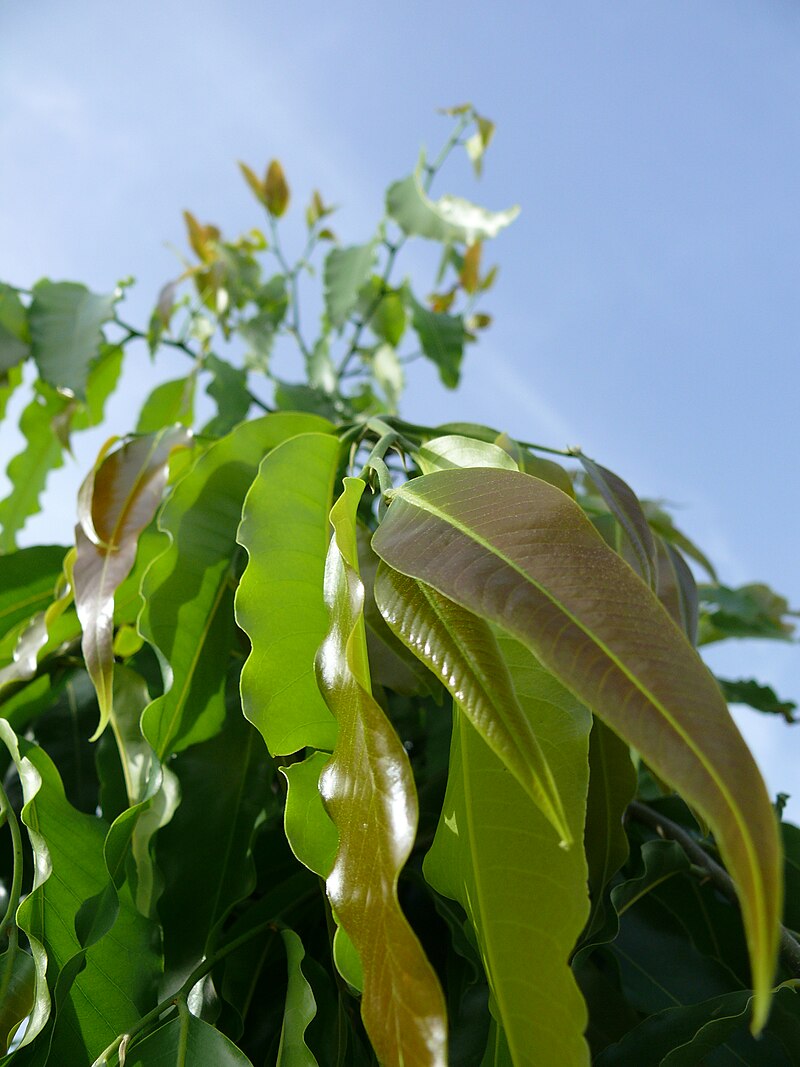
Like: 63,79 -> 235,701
136,375 -> 195,433
323,243 -> 376,329
424,634 -> 591,1066
28,280 -> 115,398
236,430 -> 341,755
277,928 -> 319,1067
386,166 -> 519,243
315,477 -> 448,1066
372,466 -> 783,1032
415,434 -> 517,475
74,426 -> 192,739
374,564 -> 572,844
281,751 -> 337,878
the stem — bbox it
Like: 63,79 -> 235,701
268,215 -> 312,362
627,800 -> 800,979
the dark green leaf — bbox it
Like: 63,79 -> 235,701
698,582 -> 797,645
203,354 -> 252,436
718,678 -> 797,723
0,283 -> 30,373
0,546 -> 67,646
28,280 -> 115,398
125,1011 -> 255,1065
0,948 -> 35,1054
408,292 -> 464,389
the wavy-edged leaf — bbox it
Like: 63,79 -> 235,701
372,466 -> 782,1032
375,564 -> 571,844
140,414 -> 329,759
0,283 -> 30,373
277,928 -> 319,1067
323,242 -> 376,329
386,167 -> 519,243
28,280 -> 115,398
409,292 -> 465,388
74,426 -> 192,739
0,719 -> 160,1059
424,633 -> 591,1066
315,477 -> 448,1067
578,455 -> 657,589
281,752 -> 337,878
125,1011 -> 255,1066
203,353 -> 252,436
236,431 -> 341,756
136,374 -> 195,433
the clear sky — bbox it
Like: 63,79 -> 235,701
1,1 -> 797,815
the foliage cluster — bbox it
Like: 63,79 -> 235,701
0,108 -> 798,1066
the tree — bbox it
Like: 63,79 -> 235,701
0,106 -> 797,1066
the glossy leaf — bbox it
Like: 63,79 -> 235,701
141,414 -> 329,759
323,243 -> 376,329
74,426 -> 192,739
125,1012 -> 255,1066
0,283 -> 30,373
386,166 -> 519,243
236,431 -> 341,755
372,466 -> 782,1032
409,292 -> 464,388
374,563 -> 572,844
578,455 -> 657,589
277,928 -> 319,1067
281,751 -> 337,878
28,280 -> 115,398
315,477 -> 448,1067
424,633 -> 591,1066
415,434 -> 517,475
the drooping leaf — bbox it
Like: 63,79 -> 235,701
424,632 -> 591,1067
372,466 -> 783,1032
386,166 -> 519,243
140,414 -> 329,759
698,582 -> 797,645
136,375 -> 196,433
718,677 -> 797,723
73,426 -> 193,739
0,719 -> 160,1059
0,283 -> 30,373
374,564 -> 572,844
408,292 -> 465,388
125,1011 -> 255,1066
577,455 -> 657,589
315,477 -> 448,1066
281,751 -> 337,878
236,431 -> 341,755
323,243 -> 376,329
277,928 -> 319,1067
28,280 -> 116,398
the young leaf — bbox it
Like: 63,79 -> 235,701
277,928 -> 319,1067
323,243 -> 376,329
423,633 -> 592,1067
408,292 -> 465,388
374,563 -> 572,845
315,477 -> 448,1067
265,159 -> 291,217
372,466 -> 783,1033
386,166 -> 519,243
28,280 -> 116,398
73,426 -> 192,740
577,455 -> 657,589
239,160 -> 267,206
236,431 -> 341,755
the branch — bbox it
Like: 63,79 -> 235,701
627,799 -> 800,979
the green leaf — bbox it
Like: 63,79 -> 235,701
386,166 -> 519,243
273,382 -> 342,420
357,276 -> 407,346
654,536 -> 698,644
140,414 -> 329,759
577,455 -> 657,589
372,343 -> 404,410
203,353 -> 252,436
280,752 -> 337,878
0,283 -> 30,373
28,280 -> 115,398
0,720 -> 160,1059
323,243 -> 376,329
74,426 -> 193,739
265,159 -> 291,217
642,499 -> 718,581
236,431 -> 341,755
415,434 -> 518,475
408,292 -> 465,388
0,363 -> 23,424
124,1011 -> 255,1066
371,466 -> 783,1033
0,546 -> 67,646
781,821 -> 800,935
374,564 -> 572,844
277,928 -> 319,1067
718,677 -> 797,723
315,477 -> 448,1066
0,385 -> 68,552
136,375 -> 196,433
0,948 -> 35,1055
698,582 -> 797,645
424,633 -> 591,1066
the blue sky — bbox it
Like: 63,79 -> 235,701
1,1 -> 797,814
